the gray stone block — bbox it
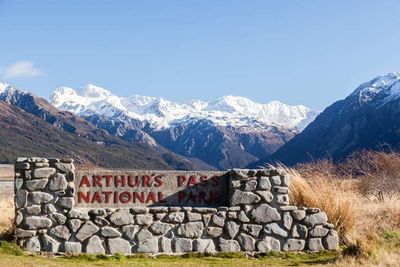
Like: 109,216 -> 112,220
49,173 -> 68,191
308,238 -> 324,251
42,234 -> 60,253
164,212 -> 185,223
49,225 -> 71,240
15,190 -> 27,209
283,239 -> 305,251
135,214 -> 153,226
291,224 -> 308,239
291,210 -> 306,221
29,192 -> 53,204
237,211 -> 250,223
194,239 -> 216,253
26,179 -> 48,191
206,227 -> 223,237
68,219 -> 83,232
257,176 -> 271,190
25,205 -> 41,215
137,238 -> 159,253
242,224 -> 262,238
224,221 -> 240,239
256,191 -> 274,203
283,212 -> 293,230
101,226 -> 122,238
187,211 -> 202,222
122,225 -> 140,240
15,229 -> 36,238
160,237 -> 172,253
251,204 -> 281,223
230,190 -> 261,206
149,221 -> 174,235
173,238 -> 193,253
24,236 -> 41,252
25,216 -> 52,230
85,235 -> 105,254
57,197 -> 75,209
107,238 -> 131,254
219,238 -> 241,252
109,210 -> 134,226
76,221 -> 99,241
137,229 -> 154,242
54,163 -> 74,173
176,222 -> 204,238
237,233 -> 255,251
323,230 -> 339,250
64,242 -> 82,254
303,212 -> 328,227
257,236 -> 280,252
33,167 -> 56,179
310,226 -> 329,237
263,223 -> 288,237
211,212 -> 226,227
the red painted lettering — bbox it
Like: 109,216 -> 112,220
119,191 -> 132,203
154,176 -> 163,187
188,175 -> 197,186
158,192 -> 166,203
200,176 -> 208,187
198,191 -> 206,203
133,192 -> 145,203
93,175 -> 103,187
104,175 -> 113,187
211,176 -> 220,186
178,191 -> 186,202
142,175 -> 152,187
188,191 -> 197,203
128,175 -> 140,187
78,191 -> 90,203
103,191 -> 112,203
79,175 -> 91,187
146,192 -> 156,203
91,191 -> 102,203
178,175 -> 186,187
114,175 -> 126,187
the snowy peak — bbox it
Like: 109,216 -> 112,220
351,72 -> 400,104
0,82 -> 10,93
82,84 -> 112,98
49,84 -> 319,131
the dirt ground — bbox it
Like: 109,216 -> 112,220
0,164 -> 13,232
0,164 -> 13,181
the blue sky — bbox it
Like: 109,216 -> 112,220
1,1 -> 400,110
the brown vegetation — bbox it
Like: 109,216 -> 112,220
281,150 -> 400,264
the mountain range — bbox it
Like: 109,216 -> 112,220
49,86 -> 318,169
2,72 -> 399,170
250,72 -> 400,167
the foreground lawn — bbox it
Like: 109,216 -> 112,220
0,241 -> 339,267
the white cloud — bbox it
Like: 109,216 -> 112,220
3,61 -> 42,79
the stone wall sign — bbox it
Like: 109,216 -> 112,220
14,157 -> 339,255
74,171 -> 228,207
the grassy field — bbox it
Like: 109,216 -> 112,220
2,151 -> 400,266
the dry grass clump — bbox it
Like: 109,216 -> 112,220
0,197 -> 14,241
276,150 -> 400,261
276,161 -> 358,244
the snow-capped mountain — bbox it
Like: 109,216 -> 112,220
49,84 -> 318,169
50,84 -> 318,131
250,72 -> 400,167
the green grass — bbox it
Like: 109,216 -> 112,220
0,241 -> 340,267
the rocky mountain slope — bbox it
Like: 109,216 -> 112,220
50,85 -> 318,169
0,85 -> 214,170
250,72 -> 400,166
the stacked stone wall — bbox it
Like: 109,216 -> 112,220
14,157 -> 339,254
